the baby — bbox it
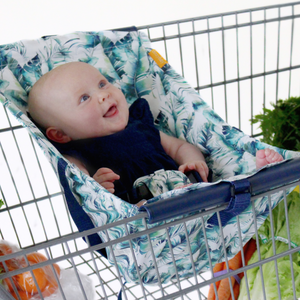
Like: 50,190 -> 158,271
28,62 -> 283,203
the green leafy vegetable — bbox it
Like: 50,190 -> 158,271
239,191 -> 300,299
251,97 -> 300,151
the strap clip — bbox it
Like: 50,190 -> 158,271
208,179 -> 252,226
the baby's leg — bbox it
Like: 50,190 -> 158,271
256,148 -> 283,169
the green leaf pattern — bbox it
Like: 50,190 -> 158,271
0,30 -> 299,284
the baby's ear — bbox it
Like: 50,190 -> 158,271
46,127 -> 71,143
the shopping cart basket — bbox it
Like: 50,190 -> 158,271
1,2 -> 300,300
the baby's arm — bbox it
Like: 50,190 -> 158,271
64,155 -> 119,193
64,154 -> 89,174
159,132 -> 209,182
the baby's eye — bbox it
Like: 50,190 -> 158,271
99,81 -> 107,88
80,95 -> 89,103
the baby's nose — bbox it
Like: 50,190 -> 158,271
98,91 -> 108,103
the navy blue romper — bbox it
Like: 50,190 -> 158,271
53,98 -> 178,203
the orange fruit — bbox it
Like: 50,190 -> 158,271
10,289 -> 32,300
44,263 -> 60,296
26,252 -> 48,264
3,277 -> 15,292
0,241 -> 27,272
0,242 -> 13,255
42,280 -> 59,298
27,252 -> 60,283
3,249 -> 61,299
0,258 -> 19,272
26,252 -> 60,296
47,263 -> 60,280
16,268 -> 48,294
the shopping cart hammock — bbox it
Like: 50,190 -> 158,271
0,29 -> 299,285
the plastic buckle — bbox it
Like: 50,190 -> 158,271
208,178 -> 251,226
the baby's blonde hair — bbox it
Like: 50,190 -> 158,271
28,62 -> 82,129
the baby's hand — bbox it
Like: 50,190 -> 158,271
179,161 -> 209,182
93,167 -> 120,193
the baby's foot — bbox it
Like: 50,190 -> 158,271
256,148 -> 283,169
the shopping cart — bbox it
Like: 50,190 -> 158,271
1,2 -> 300,300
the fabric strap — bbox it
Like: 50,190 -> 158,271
208,179 -> 251,226
214,269 -> 241,284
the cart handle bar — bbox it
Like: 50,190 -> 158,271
139,157 -> 300,224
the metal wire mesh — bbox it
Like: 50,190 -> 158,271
138,1 -> 300,136
1,2 -> 300,300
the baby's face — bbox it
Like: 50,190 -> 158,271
39,63 -> 129,140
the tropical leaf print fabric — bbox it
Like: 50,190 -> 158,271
0,30 -> 299,284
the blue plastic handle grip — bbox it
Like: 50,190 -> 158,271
139,157 -> 300,224
140,181 -> 232,223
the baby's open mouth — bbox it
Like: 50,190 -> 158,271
104,105 -> 118,117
